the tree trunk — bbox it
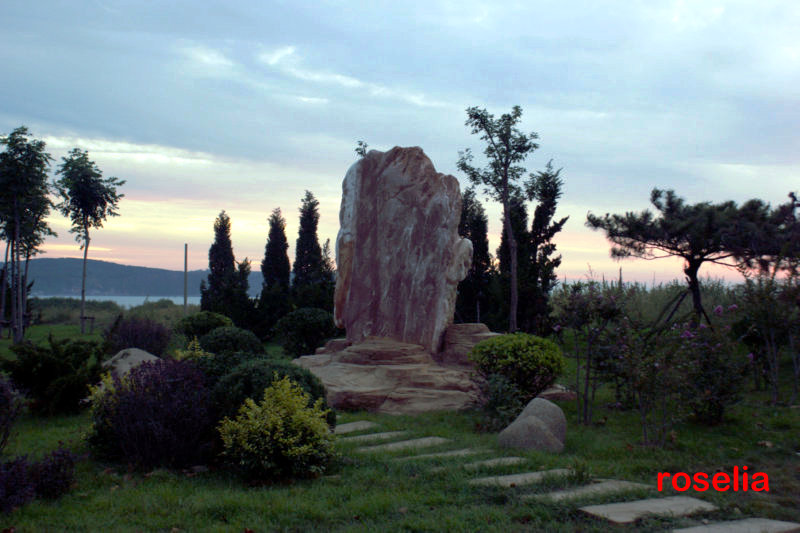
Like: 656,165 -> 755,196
12,209 -> 23,344
0,241 -> 9,338
80,227 -> 90,335
22,251 -> 31,336
683,259 -> 704,324
502,193 -> 519,332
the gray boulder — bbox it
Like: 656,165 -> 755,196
498,397 -> 566,453
102,348 -> 160,378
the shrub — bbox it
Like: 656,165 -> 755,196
200,326 -> 263,355
87,360 -> 217,469
172,337 -> 214,362
469,333 -> 564,404
103,315 -> 172,357
2,337 -> 101,415
477,373 -> 525,432
273,307 -> 337,357
0,457 -> 34,514
175,311 -> 234,339
0,376 -> 25,455
191,351 -> 268,390
30,445 -> 75,499
218,376 -> 336,481
213,358 -> 335,426
674,315 -> 747,424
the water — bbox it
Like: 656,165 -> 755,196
32,295 -> 202,309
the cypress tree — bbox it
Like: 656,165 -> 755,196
292,190 -> 323,288
456,187 -> 491,323
526,161 -> 569,333
201,210 -> 236,316
261,207 -> 290,290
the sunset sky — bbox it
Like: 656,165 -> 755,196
1,1 -> 798,284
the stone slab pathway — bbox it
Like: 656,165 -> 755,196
393,448 -> 485,461
431,457 -> 525,473
672,518 -> 800,533
338,431 -> 407,444
469,469 -> 570,487
525,479 -> 651,502
356,436 -> 450,453
580,496 -> 717,524
334,421 -> 379,435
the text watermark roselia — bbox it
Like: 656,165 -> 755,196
658,466 -> 769,492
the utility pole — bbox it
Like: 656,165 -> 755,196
184,243 -> 188,315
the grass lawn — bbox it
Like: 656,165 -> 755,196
2,389 -> 798,531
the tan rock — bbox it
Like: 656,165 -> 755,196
437,323 -> 493,366
333,146 -> 472,354
293,338 -> 479,414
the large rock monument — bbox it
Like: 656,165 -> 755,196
294,147 -> 493,414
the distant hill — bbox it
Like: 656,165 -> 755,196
25,258 -> 263,297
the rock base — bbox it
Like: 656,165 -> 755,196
293,336 -> 480,414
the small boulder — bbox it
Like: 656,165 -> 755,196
498,398 -> 566,453
102,348 -> 160,378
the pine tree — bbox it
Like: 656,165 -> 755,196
293,191 -> 323,288
456,187 -> 491,323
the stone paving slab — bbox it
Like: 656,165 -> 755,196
672,518 -> 800,533
338,431 -> 407,443
580,496 -> 717,524
431,457 -> 526,473
393,448 -> 485,461
356,436 -> 450,453
469,469 -> 570,487
526,479 -> 651,502
334,421 -> 379,435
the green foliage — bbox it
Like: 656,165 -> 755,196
54,148 -> 124,243
0,376 -> 25,455
476,373 -> 524,433
213,358 -> 335,426
456,187 -> 492,324
0,126 -> 55,344
2,337 -> 101,415
218,376 -> 336,481
191,351 -> 268,389
201,211 -> 254,326
457,105 -> 542,332
261,207 -> 291,290
292,191 -> 329,291
200,326 -> 263,355
273,308 -> 337,357
174,311 -> 234,339
469,333 -> 564,403
102,315 -> 172,357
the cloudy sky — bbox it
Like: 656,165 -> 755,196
1,0 -> 798,284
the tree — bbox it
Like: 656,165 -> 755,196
355,140 -> 369,158
55,148 -> 124,334
525,161 -> 569,333
586,189 -> 741,322
257,208 -> 292,337
261,208 -> 291,290
456,187 -> 491,323
457,106 -> 539,332
0,127 -> 54,343
731,192 -> 800,276
292,191 -> 324,289
201,210 -> 238,317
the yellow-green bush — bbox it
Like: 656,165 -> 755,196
218,376 -> 336,481
469,333 -> 565,403
172,337 -> 213,361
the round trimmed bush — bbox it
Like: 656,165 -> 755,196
213,358 -> 335,426
469,333 -> 565,403
200,326 -> 263,355
175,311 -> 234,339
273,307 -> 337,357
218,376 -> 336,481
191,351 -> 267,389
